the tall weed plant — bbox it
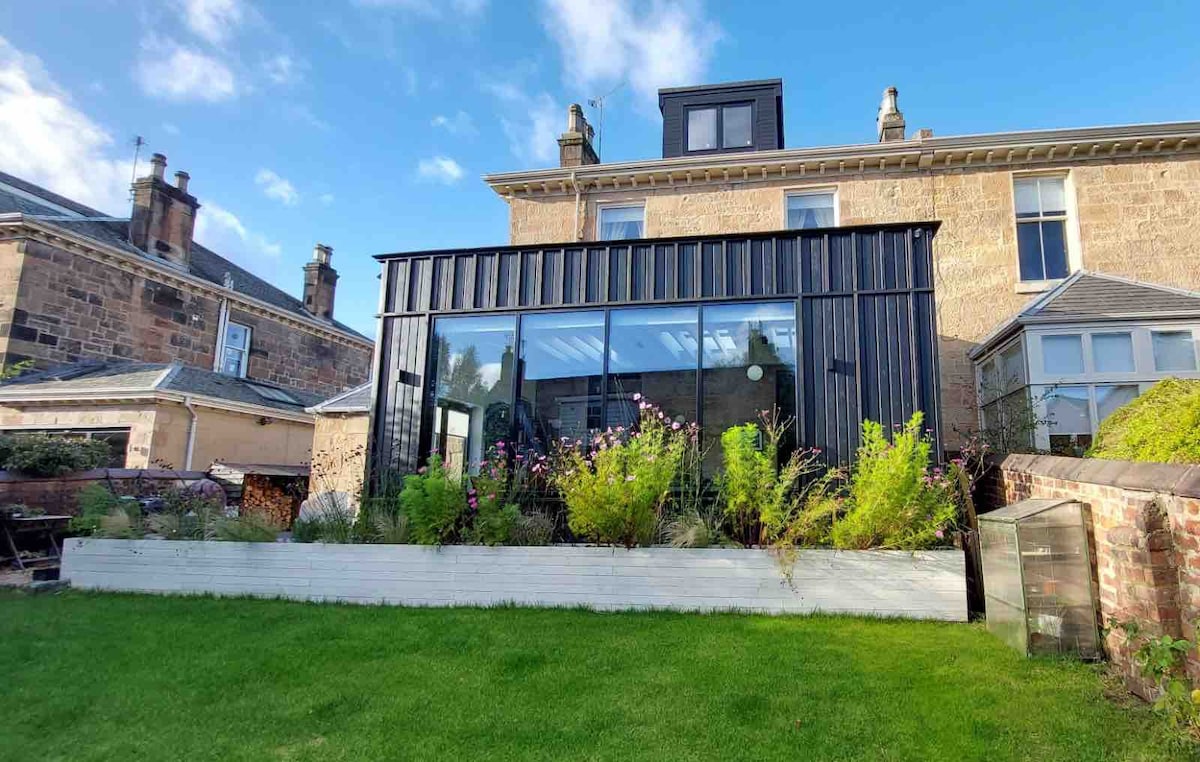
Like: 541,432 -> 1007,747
552,395 -> 690,548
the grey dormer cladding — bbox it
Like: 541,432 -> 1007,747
658,79 -> 784,159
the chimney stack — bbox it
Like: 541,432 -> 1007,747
303,243 -> 338,320
877,86 -> 906,143
557,104 -> 599,167
130,153 -> 199,268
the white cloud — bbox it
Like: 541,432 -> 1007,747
280,102 -> 330,131
135,38 -> 237,102
540,0 -> 720,111
485,81 -> 560,165
263,53 -> 300,85
318,193 -> 334,206
431,110 -> 476,136
254,168 -> 299,205
416,156 -> 465,184
0,36 -> 142,215
195,200 -> 282,267
162,122 -> 180,136
181,0 -> 246,45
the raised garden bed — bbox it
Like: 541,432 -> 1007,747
61,539 -> 966,620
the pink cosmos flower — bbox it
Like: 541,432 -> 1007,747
625,474 -> 636,481
417,467 -> 427,474
633,393 -> 642,401
935,529 -> 945,539
671,421 -> 681,430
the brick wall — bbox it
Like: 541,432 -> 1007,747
0,238 -> 372,399
506,154 -> 1200,444
983,454 -> 1200,695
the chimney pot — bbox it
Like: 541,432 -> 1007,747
150,153 -> 167,179
312,243 -> 333,264
174,170 -> 190,193
303,242 -> 338,319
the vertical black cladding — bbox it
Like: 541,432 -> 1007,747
370,222 -> 942,476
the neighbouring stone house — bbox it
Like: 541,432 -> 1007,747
0,155 -> 373,468
368,78 -> 1200,474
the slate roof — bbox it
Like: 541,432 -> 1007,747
307,382 -> 372,414
0,171 -> 369,342
971,271 -> 1200,358
0,361 -> 323,414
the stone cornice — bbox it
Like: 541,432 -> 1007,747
485,121 -> 1200,198
0,215 -> 372,351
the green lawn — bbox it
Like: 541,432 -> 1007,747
0,591 -> 1186,761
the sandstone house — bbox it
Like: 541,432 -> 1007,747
0,155 -> 373,469
368,79 -> 1200,475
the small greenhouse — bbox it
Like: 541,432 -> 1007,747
979,498 -> 1100,658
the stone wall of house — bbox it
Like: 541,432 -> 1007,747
505,155 -> 1200,445
0,239 -> 371,399
981,454 -> 1200,696
226,306 -> 370,396
309,412 -> 369,502
0,402 -> 159,468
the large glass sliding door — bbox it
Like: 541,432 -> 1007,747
429,315 -> 516,477
516,311 -> 605,453
607,306 -> 698,428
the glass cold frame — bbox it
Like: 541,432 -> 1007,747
429,315 -> 517,477
607,306 -> 698,429
516,311 -> 605,454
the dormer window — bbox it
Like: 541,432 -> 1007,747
686,104 -> 753,152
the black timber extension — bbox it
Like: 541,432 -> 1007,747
369,222 -> 943,476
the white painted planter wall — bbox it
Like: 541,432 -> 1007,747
61,539 -> 967,621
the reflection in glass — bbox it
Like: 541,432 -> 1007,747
517,311 -> 605,454
1152,330 -> 1197,372
701,302 -> 796,471
607,306 -> 698,429
1092,332 -> 1134,373
430,315 -> 516,477
1042,334 -> 1084,375
1096,384 -> 1139,422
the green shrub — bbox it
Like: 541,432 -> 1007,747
216,512 -> 281,542
664,507 -> 723,548
2,434 -> 111,477
372,512 -> 411,544
829,412 -> 958,550
1088,379 -> 1200,464
552,396 -> 689,548
94,500 -> 145,539
399,454 -> 467,545
71,483 -> 124,534
509,511 -> 554,546
719,410 -> 822,545
145,488 -> 225,541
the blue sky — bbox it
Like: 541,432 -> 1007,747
2,1 -> 1198,338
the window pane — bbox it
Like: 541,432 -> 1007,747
687,108 -> 717,151
1152,330 -> 1198,371
1014,178 -> 1040,218
722,104 -> 752,148
1092,333 -> 1134,373
430,315 -> 517,477
1096,384 -> 1139,422
517,311 -> 604,454
226,323 -> 249,350
598,206 -> 644,241
1038,177 -> 1067,216
1049,433 -> 1092,457
1040,221 -> 1068,279
1046,385 -> 1090,434
701,302 -> 797,473
786,193 -> 836,229
607,306 -> 697,428
221,348 -> 243,376
1017,222 -> 1045,280
1042,334 -> 1084,375
999,342 -> 1026,391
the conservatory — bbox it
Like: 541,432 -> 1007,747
971,271 -> 1200,455
370,223 -> 943,476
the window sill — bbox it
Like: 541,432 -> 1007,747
1014,279 -> 1064,294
